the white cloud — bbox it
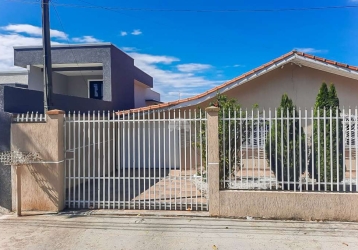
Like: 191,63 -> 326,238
233,64 -> 245,67
120,31 -> 127,36
177,63 -> 212,72
128,51 -> 223,102
0,33 -> 63,71
294,47 -> 328,53
72,36 -> 102,43
349,0 -> 358,2
121,47 -> 137,52
1,24 -> 68,40
131,29 -> 142,35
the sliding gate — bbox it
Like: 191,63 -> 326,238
64,110 -> 208,211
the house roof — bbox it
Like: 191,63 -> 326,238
119,50 -> 358,115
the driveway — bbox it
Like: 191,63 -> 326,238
0,212 -> 358,250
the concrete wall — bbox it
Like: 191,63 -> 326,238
28,66 -> 69,95
219,191 -> 358,221
0,85 -> 112,114
134,82 -> 147,108
0,111 -> 12,212
0,72 -> 28,85
67,75 -> 102,98
11,112 -> 65,212
224,64 -> 358,109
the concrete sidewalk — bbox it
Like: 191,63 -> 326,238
0,212 -> 358,250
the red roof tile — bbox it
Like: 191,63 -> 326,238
117,51 -> 358,115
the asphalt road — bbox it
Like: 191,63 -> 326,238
0,212 -> 358,250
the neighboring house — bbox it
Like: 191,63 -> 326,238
0,43 -> 160,113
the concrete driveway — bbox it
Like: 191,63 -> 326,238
0,211 -> 358,250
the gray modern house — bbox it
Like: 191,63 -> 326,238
0,43 -> 160,113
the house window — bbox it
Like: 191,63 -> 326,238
89,80 -> 103,100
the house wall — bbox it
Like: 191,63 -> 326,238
15,45 -> 113,102
224,64 -> 358,109
67,75 -> 102,98
134,82 -> 147,108
28,66 -> 69,95
0,73 -> 28,85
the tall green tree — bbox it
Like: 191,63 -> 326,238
265,94 -> 307,185
313,83 -> 343,185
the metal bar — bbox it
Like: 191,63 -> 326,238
184,110 -> 187,209
170,110 -> 173,210
275,108 -> 278,190
257,109 -> 260,190
336,108 -> 339,192
122,112 -> 125,209
318,109 -> 321,191
117,111 -> 120,209
305,109 -> 308,191
330,108 -> 333,191
97,111 -> 100,208
127,112 -> 130,209
228,109 -> 231,189
293,107 -> 296,191
349,108 -> 352,192
324,108 -> 327,191
148,111 -> 151,209
189,109 -> 193,210
299,109 -> 302,192
287,108 -> 290,190
223,108 -> 226,187
132,111 -> 136,209
356,108 -> 358,192
343,107 -> 346,192
179,109 -> 182,210
263,109 -> 266,190
245,109 -> 249,188
194,109 -> 198,209
312,108 -> 315,191
82,112 -> 86,208
199,109 -> 203,210
137,111 -> 141,209
102,111 -> 106,208
281,108 -> 284,190
269,109 -> 272,190
153,110 -> 157,210
163,110 -> 167,210
112,111 -> 115,208
77,111 -> 81,207
239,109 -> 243,189
251,109 -> 254,189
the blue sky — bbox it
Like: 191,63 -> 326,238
0,0 -> 357,102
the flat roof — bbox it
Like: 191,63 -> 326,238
13,43 -> 113,50
0,70 -> 28,75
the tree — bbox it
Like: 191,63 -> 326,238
265,94 -> 307,186
313,83 -> 343,185
197,93 -> 243,188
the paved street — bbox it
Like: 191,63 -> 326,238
1,212 -> 358,250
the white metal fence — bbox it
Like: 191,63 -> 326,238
64,109 -> 208,210
220,107 -> 358,192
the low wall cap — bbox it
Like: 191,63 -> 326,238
205,106 -> 220,112
46,109 -> 65,115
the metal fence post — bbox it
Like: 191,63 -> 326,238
206,106 -> 220,216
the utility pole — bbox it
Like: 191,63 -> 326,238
42,0 -> 53,112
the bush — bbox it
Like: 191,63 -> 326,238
265,94 -> 307,184
313,83 -> 343,184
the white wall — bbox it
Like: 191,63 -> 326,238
67,75 -> 102,98
0,72 -> 28,85
134,82 -> 147,108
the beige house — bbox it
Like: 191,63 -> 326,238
128,50 -> 358,111
123,51 -> 358,186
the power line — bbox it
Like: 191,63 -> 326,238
4,0 -> 358,13
50,1 -> 90,89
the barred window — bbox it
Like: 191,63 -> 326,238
343,115 -> 358,146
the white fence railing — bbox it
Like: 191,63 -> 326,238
64,109 -> 208,211
221,108 -> 358,192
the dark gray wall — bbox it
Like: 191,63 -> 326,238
0,86 -> 113,114
0,111 -> 12,211
14,44 -> 154,111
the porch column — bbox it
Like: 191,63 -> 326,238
206,106 -> 220,216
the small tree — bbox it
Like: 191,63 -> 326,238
197,93 -> 243,188
313,83 -> 343,185
265,94 -> 307,185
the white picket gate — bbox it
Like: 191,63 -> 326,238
64,109 -> 208,211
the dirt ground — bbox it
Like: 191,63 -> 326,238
0,211 -> 358,250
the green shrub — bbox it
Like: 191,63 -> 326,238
265,94 -> 307,184
313,83 -> 343,184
